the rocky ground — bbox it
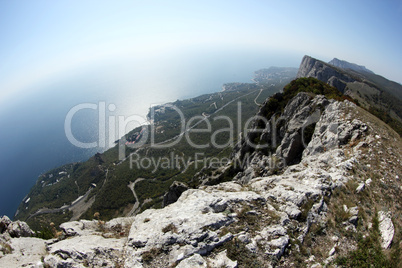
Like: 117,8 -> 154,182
0,94 -> 400,267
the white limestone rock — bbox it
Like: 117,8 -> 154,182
329,246 -> 336,256
59,220 -> 99,237
44,234 -> 125,267
176,254 -> 206,268
6,221 -> 34,238
0,237 -> 46,268
378,211 -> 394,249
125,188 -> 262,266
297,55 -> 355,93
265,236 -> 289,258
207,250 -> 237,268
260,225 -> 287,238
356,182 -> 365,193
103,216 -> 136,233
201,181 -> 243,193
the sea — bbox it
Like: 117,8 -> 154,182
0,49 -> 301,218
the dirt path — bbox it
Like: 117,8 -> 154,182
27,188 -> 93,220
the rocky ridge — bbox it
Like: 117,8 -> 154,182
296,55 -> 402,136
328,58 -> 374,74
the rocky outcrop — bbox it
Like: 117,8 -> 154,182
302,100 -> 368,157
297,55 -> 355,92
232,92 -> 323,181
125,186 -> 262,267
232,90 -> 367,185
45,234 -> 126,267
274,93 -> 327,164
0,216 -> 34,238
6,221 -> 35,238
0,216 -> 43,267
163,181 -> 189,207
176,250 -> 237,268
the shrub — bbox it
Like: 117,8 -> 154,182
141,248 -> 162,263
162,223 -> 178,234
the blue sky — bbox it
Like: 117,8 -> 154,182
0,0 -> 401,105
0,0 -> 401,218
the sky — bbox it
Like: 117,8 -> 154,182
0,0 -> 401,106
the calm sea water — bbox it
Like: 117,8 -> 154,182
0,49 -> 300,218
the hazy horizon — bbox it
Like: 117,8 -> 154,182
1,1 -> 402,107
0,0 -> 401,217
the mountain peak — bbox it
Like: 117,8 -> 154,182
296,55 -> 355,93
328,57 -> 374,74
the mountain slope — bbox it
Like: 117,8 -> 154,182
14,68 -> 296,230
2,77 -> 400,267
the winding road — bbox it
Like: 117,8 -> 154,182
27,187 -> 93,220
126,178 -> 145,216
27,168 -> 109,220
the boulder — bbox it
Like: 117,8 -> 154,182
163,181 -> 189,207
378,211 -> 394,249
7,221 -> 34,238
328,246 -> 336,256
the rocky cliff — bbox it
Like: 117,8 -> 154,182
1,83 -> 400,267
296,56 -> 356,93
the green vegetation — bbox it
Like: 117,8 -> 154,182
368,106 -> 402,136
261,77 -> 346,120
34,227 -> 54,240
